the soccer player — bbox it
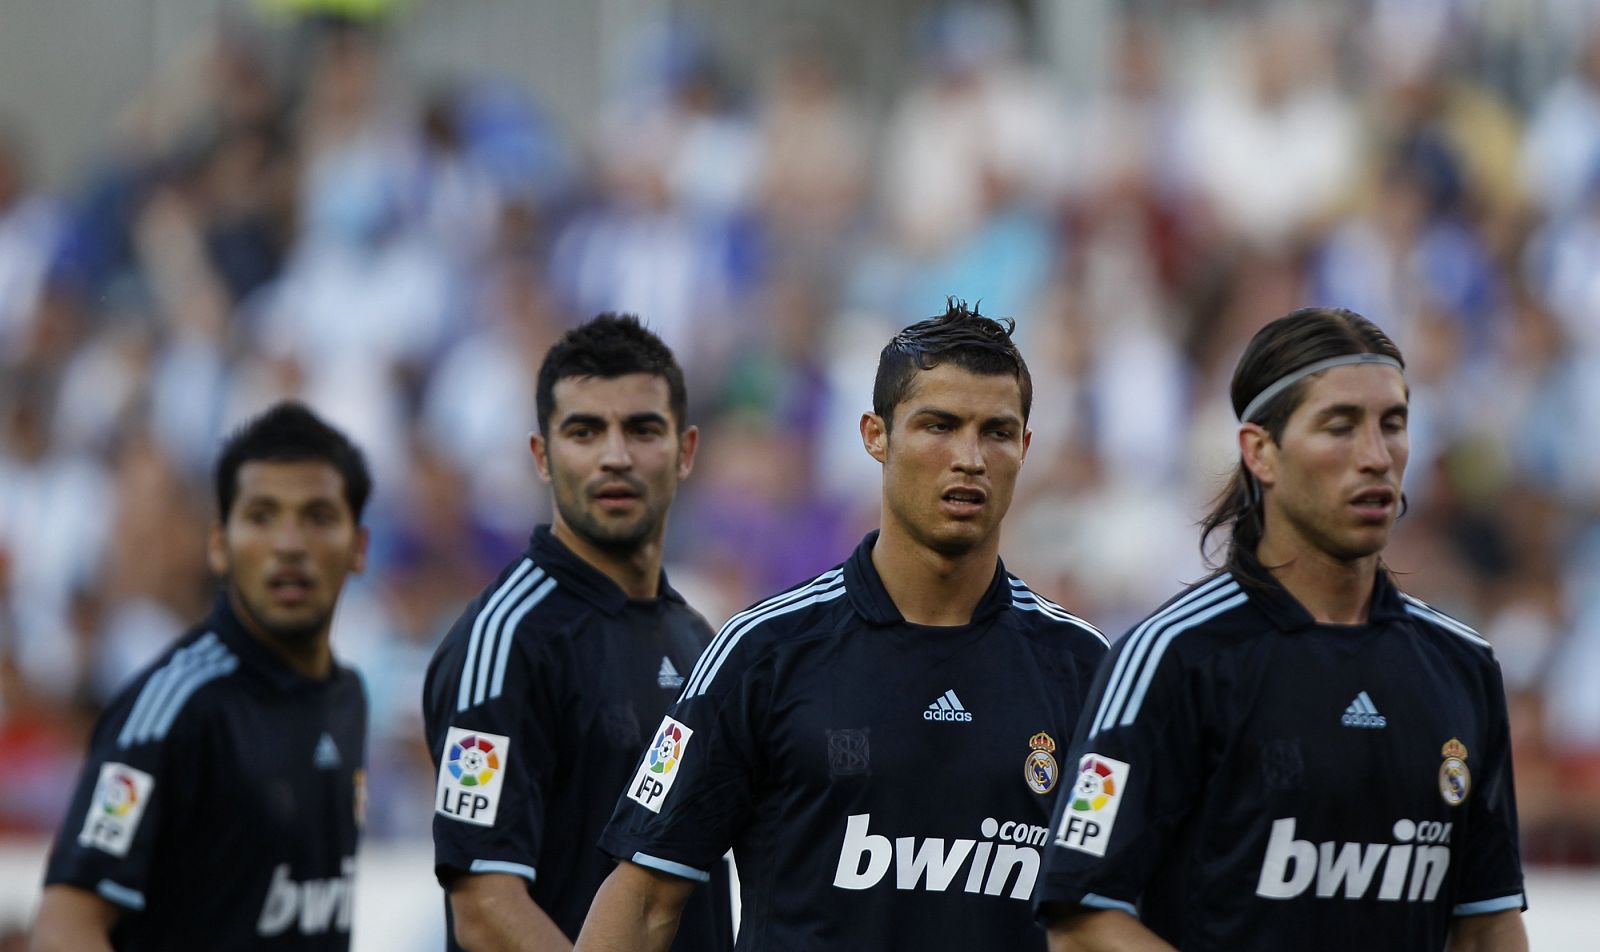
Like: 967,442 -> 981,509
1035,307 -> 1528,951
421,315 -> 728,951
30,402 -> 373,951
578,301 -> 1109,952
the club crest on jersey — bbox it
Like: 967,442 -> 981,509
79,762 -> 155,857
1055,753 -> 1130,857
1024,732 -> 1058,795
1439,738 -> 1471,806
435,727 -> 511,827
628,716 -> 694,814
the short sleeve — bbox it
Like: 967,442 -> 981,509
426,635 -> 561,888
1035,630 -> 1210,918
44,679 -> 204,912
597,653 -> 766,882
1449,661 -> 1527,917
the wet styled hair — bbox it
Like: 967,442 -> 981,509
535,313 -> 688,435
873,298 -> 1032,429
215,401 -> 372,522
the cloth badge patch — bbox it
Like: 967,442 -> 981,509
627,716 -> 694,814
1055,753 -> 1131,857
79,762 -> 155,857
436,727 -> 511,827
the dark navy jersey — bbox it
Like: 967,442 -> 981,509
422,525 -> 730,950
45,597 -> 368,951
599,531 -> 1109,951
1035,568 -> 1526,951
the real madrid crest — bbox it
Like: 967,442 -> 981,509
1025,731 -> 1059,795
1439,738 -> 1470,807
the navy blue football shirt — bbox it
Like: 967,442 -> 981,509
45,596 -> 368,950
422,525 -> 731,949
599,531 -> 1108,950
1035,568 -> 1525,950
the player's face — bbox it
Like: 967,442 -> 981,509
533,373 -> 697,554
1250,363 -> 1409,563
866,363 -> 1030,558
209,460 -> 367,645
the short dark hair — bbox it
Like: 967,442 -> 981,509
535,314 -> 688,435
215,402 -> 373,522
1200,307 -> 1405,573
873,299 -> 1032,428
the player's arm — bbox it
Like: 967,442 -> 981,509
448,873 -> 572,952
27,884 -> 121,952
1447,909 -> 1527,952
1045,907 -> 1176,952
574,861 -> 695,952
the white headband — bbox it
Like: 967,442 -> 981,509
1238,353 -> 1403,423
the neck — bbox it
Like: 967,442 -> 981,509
1256,531 -> 1380,625
227,588 -> 333,679
551,518 -> 662,601
871,520 -> 999,626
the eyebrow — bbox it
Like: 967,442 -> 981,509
1313,402 -> 1410,421
557,411 -> 672,429
909,407 -> 1023,429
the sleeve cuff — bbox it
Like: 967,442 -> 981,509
97,879 -> 146,911
468,859 -> 537,884
629,852 -> 711,883
1452,893 -> 1524,916
1080,892 -> 1138,917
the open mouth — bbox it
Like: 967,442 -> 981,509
941,486 -> 987,516
267,571 -> 314,602
594,484 -> 643,509
1349,487 -> 1396,519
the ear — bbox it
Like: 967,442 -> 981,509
1020,427 -> 1032,463
1238,423 -> 1278,489
207,522 -> 229,576
861,412 -> 888,464
529,431 -> 553,484
350,526 -> 370,575
675,425 -> 699,480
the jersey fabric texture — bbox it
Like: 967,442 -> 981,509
599,531 -> 1109,951
422,525 -> 730,949
1035,568 -> 1526,951
45,596 -> 368,951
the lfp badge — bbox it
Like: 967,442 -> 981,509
435,727 -> 511,827
1056,753 -> 1131,857
628,716 -> 694,814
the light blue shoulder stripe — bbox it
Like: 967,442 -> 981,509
489,576 -> 559,702
1009,588 -> 1109,647
1118,591 -> 1249,728
1091,576 -> 1238,738
145,654 -> 239,742
118,635 -> 237,748
97,879 -> 146,910
1453,894 -> 1523,916
1400,594 -> 1492,649
458,559 -> 534,711
1080,893 -> 1137,917
472,567 -> 548,708
630,852 -> 711,883
687,585 -> 848,699
681,569 -> 846,699
469,859 -> 537,883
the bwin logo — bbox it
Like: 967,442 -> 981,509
256,858 -> 356,936
1341,691 -> 1388,729
832,814 -> 1046,900
1256,818 -> 1451,902
924,690 -> 973,723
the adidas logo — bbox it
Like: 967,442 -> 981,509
313,732 -> 341,769
924,689 -> 972,723
657,657 -> 684,690
1341,691 -> 1388,729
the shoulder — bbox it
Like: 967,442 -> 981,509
1395,592 -> 1497,660
677,565 -> 851,700
106,629 -> 242,752
1104,572 -> 1256,672
1004,574 -> 1109,651
429,555 -> 578,714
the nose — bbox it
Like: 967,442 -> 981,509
271,520 -> 308,558
598,426 -> 633,471
951,428 -> 986,475
1355,420 -> 1393,475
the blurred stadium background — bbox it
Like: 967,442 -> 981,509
0,0 -> 1598,947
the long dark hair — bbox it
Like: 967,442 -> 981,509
1200,307 -> 1405,577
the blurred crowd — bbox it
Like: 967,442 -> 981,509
1,0 -> 1599,865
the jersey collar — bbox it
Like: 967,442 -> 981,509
844,530 -> 1013,627
527,524 -> 686,616
206,594 -> 347,693
1244,563 -> 1411,631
